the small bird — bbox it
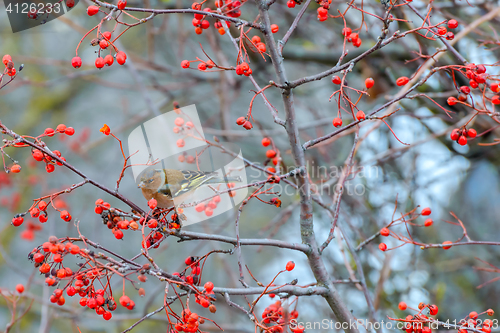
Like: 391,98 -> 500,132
138,169 -> 241,209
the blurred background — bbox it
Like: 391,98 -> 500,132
0,0 -> 499,332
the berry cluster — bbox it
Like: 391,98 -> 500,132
261,301 -> 303,333
450,127 -> 477,146
341,27 -> 362,48
194,194 -> 222,217
175,308 -> 207,332
2,54 -> 17,77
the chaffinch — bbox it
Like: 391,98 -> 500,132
138,169 -> 241,209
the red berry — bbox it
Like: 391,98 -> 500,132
492,95 -> 500,105
266,150 -> 277,158
12,217 -> 24,227
356,110 -> 365,121
460,86 -> 470,95
147,219 -> 158,228
236,117 -> 246,125
286,261 -> 295,271
10,164 -> 21,173
287,0 -> 295,8
34,253 -> 45,263
201,20 -> 210,29
447,19 -> 458,29
198,62 -> 207,71
60,210 -> 72,222
467,128 -> 477,138
380,228 -> 390,237
332,75 -> 341,85
148,198 -> 158,209
396,76 -> 409,86
447,96 -> 458,106
429,304 -> 439,315
421,207 -> 431,216
99,39 -> 109,49
442,241 -> 452,250
445,32 -> 454,40
379,243 -> 387,251
437,26 -> 447,35
65,127 -> 75,136
16,284 -> 25,293
270,24 -> 279,33
342,27 -> 352,36
261,138 -> 271,146
476,64 -> 486,74
116,51 -> 127,65
104,55 -> 114,66
243,121 -> 253,130
117,0 -> 127,10
398,302 -> 407,311
490,83 -> 499,93
95,57 -> 105,69
365,77 -> 374,89
176,139 -> 185,147
2,54 -> 12,66
103,311 -> 112,320
87,6 -> 99,16
333,117 -> 342,127
458,135 -> 467,146
204,281 -> 214,292
114,229 -> 124,239
181,60 -> 190,68
424,218 -> 433,227
469,311 -> 478,319
45,128 -> 55,136
71,57 -> 82,68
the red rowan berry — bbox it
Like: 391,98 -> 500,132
205,207 -> 213,216
147,199 -> 158,210
266,150 -> 277,158
16,284 -> 24,293
114,229 -> 124,239
380,228 -> 390,237
10,164 -> 21,173
243,121 -> 253,130
71,56 -> 82,68
87,5 -> 99,16
181,60 -> 190,68
379,243 -> 387,251
12,216 -> 24,227
442,241 -> 452,250
484,319 -> 493,327
204,281 -> 214,292
257,43 -> 266,52
332,75 -> 341,84
429,304 -> 439,315
70,245 -> 80,254
421,207 -> 431,215
198,62 -> 207,71
437,26 -> 447,35
487,309 -> 494,316
271,24 -> 279,33
236,117 -> 246,125
365,77 -> 374,89
458,135 -> 467,146
424,218 -> 433,227
342,27 -> 352,36
99,39 -> 109,49
7,68 -> 16,76
218,27 -> 226,35
116,51 -> 127,65
333,117 -> 342,127
147,219 -> 158,228
399,302 -> 407,311
103,311 -> 112,320
476,64 -> 486,74
117,0 -> 127,10
2,54 -> 12,65
447,19 -> 458,29
104,54 -> 114,66
356,110 -> 366,121
252,36 -> 261,44
201,20 -> 210,29
396,76 -> 409,86
262,138 -> 271,146
34,252 -> 45,263
177,139 -> 185,148
65,127 -> 75,136
460,86 -> 470,95
447,96 -> 458,106
57,269 -> 67,279
491,83 -> 499,93
422,327 -> 431,333
287,0 -> 296,8
445,32 -> 454,40
286,261 -> 295,271
95,57 -> 105,69
80,298 -> 88,306
469,311 -> 478,319
492,96 -> 500,105
60,210 -> 71,222
467,128 -> 477,138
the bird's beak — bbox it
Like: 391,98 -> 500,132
138,181 -> 145,189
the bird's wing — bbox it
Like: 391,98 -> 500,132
174,170 -> 218,197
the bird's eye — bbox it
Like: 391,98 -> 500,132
147,179 -> 153,183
